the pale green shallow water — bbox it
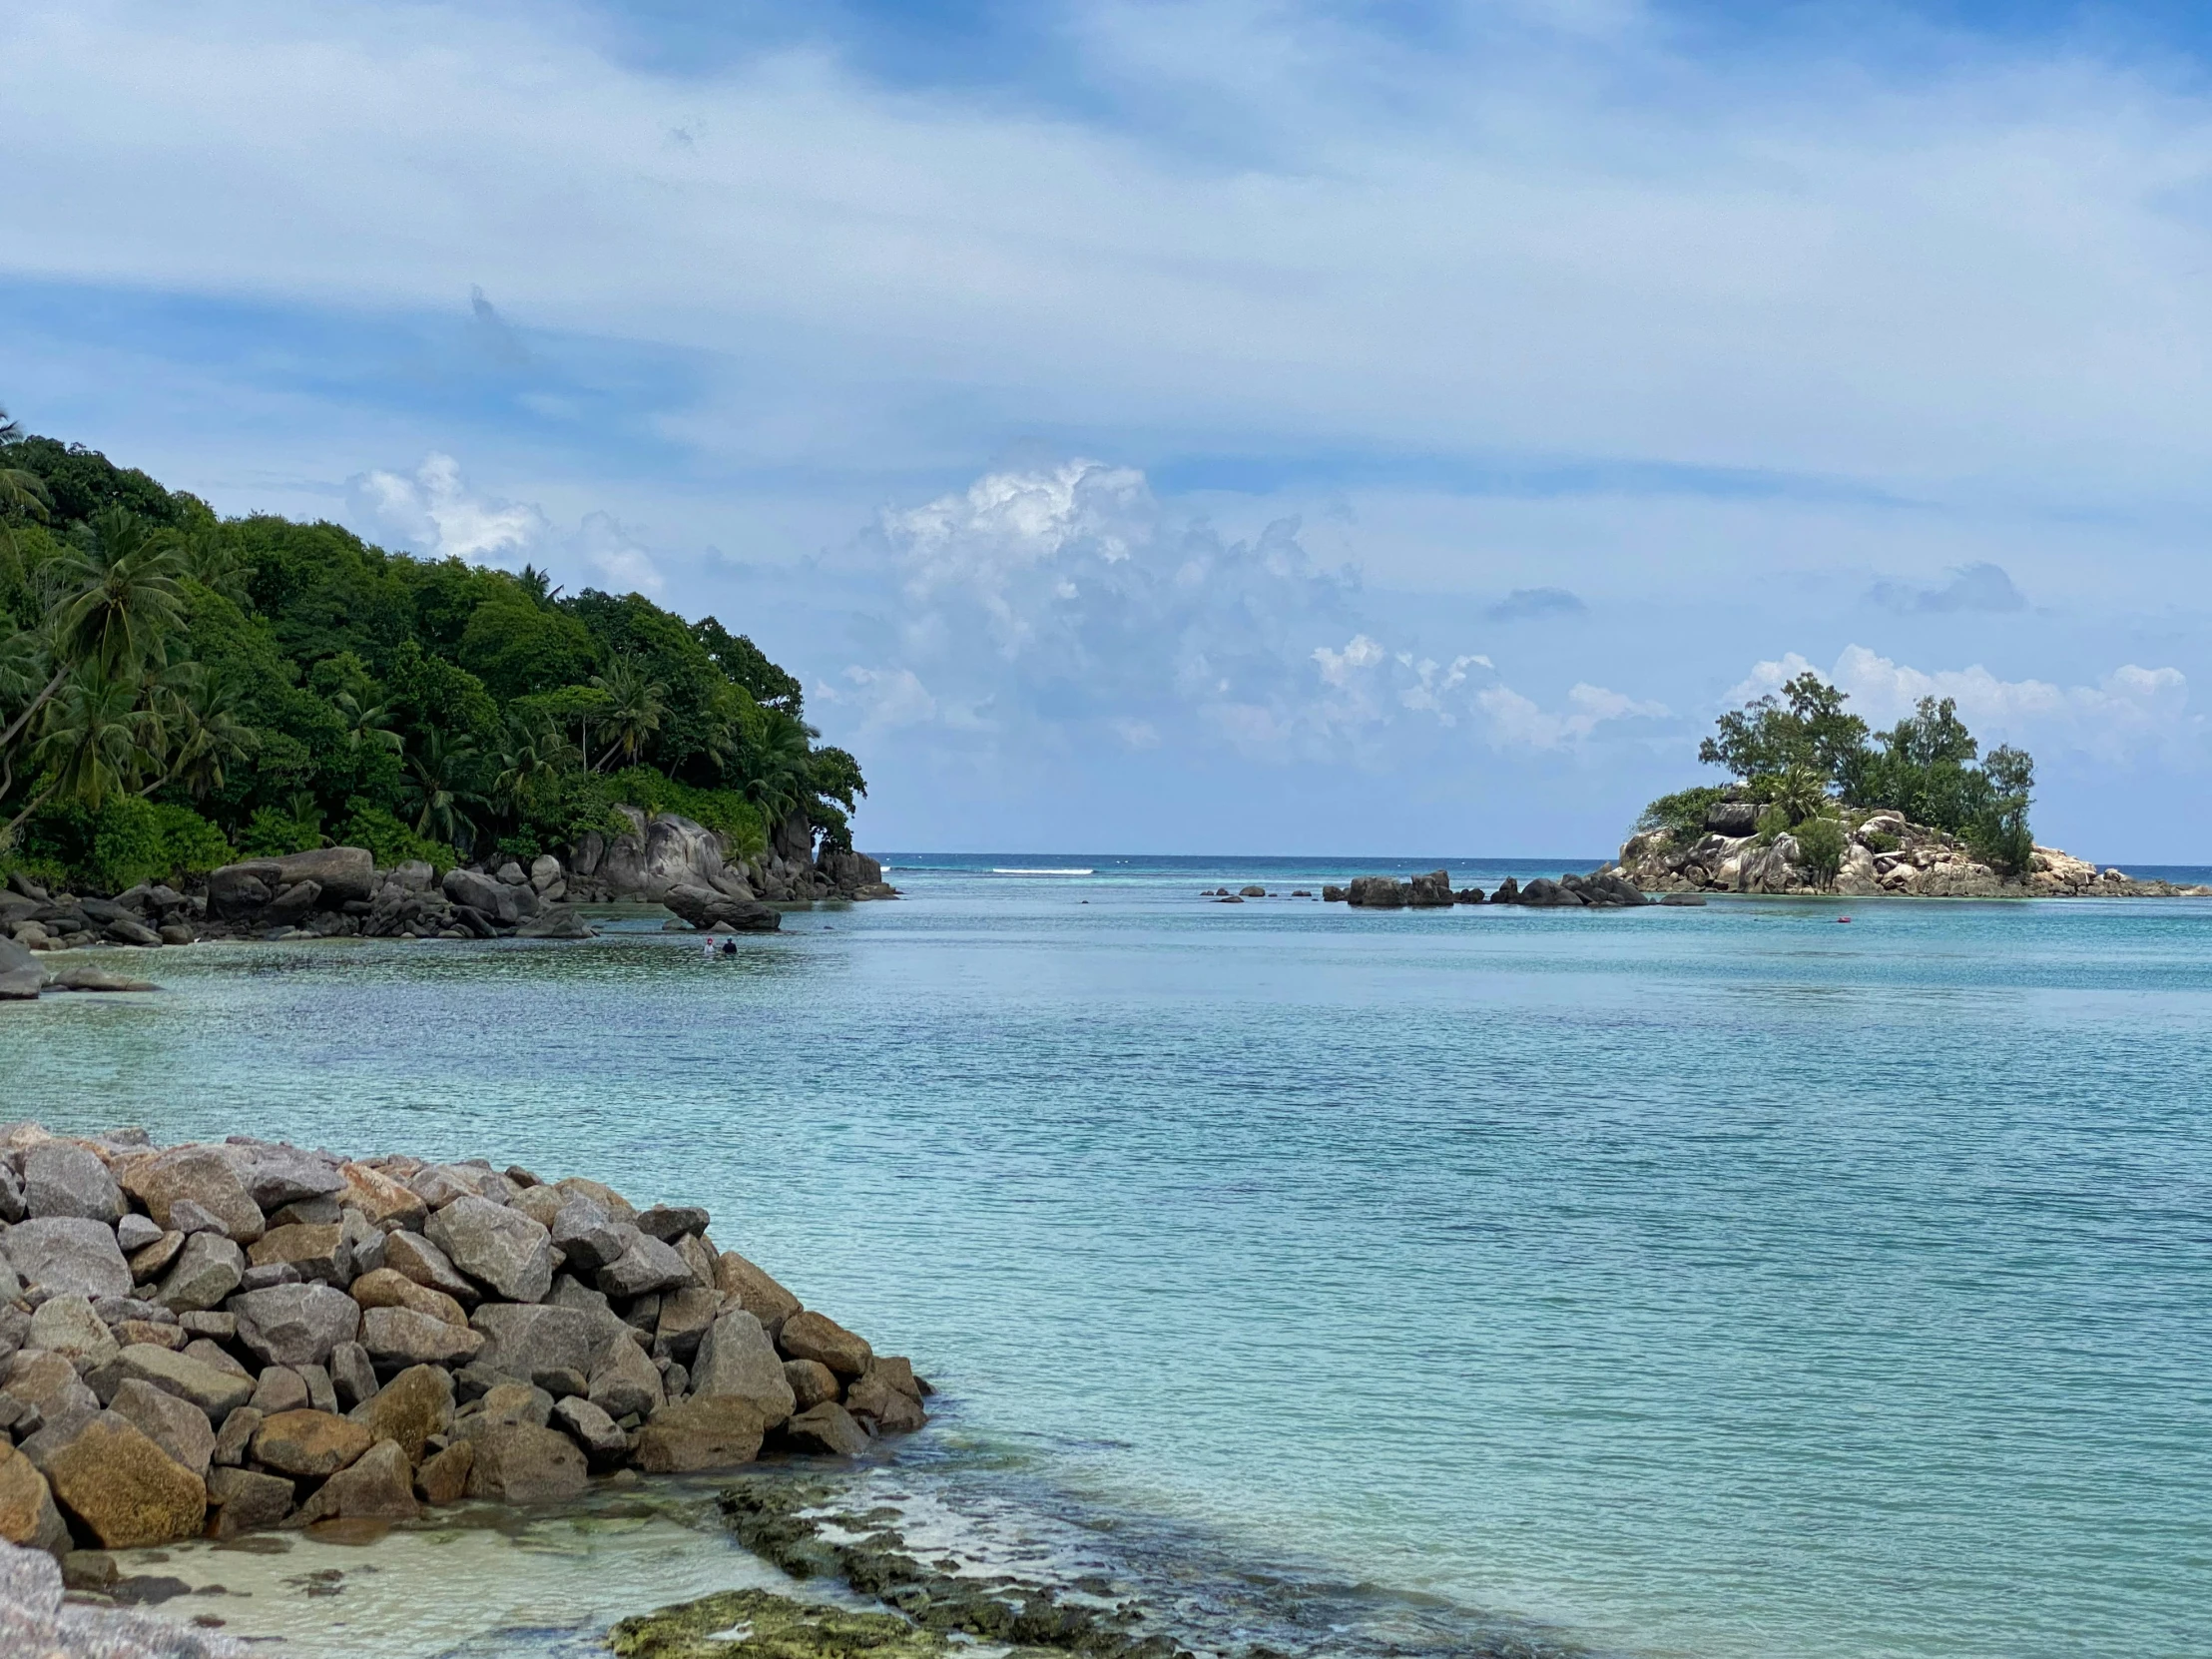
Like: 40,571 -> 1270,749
5,854 -> 2211,1659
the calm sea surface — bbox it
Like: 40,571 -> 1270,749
6,853 -> 2211,1659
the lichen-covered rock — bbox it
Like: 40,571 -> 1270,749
0,1444 -> 65,1551
468,1301 -> 616,1387
350,1363 -> 453,1463
41,1410 -> 208,1546
251,1408 -> 372,1478
635,1394 -> 766,1473
231,1282 -> 361,1368
608,1588 -> 947,1659
1,1216 -> 133,1300
349,1266 -> 467,1328
550,1197 -> 629,1271
778,1310 -> 871,1379
460,1420 -> 587,1504
414,1440 -> 474,1504
123,1146 -> 266,1242
296,1438 -> 417,1523
28,1294 -> 120,1372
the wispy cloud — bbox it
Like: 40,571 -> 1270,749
348,452 -> 664,593
1868,562 -> 2027,615
1487,587 -> 1587,622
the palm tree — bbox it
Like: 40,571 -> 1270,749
4,667 -> 154,837
46,507 -> 190,677
493,716 -> 575,816
333,690 -> 403,758
588,657 -> 665,771
0,456 -> 50,586
740,711 -> 814,825
148,672 -> 258,803
401,727 -> 484,846
180,528 -> 252,608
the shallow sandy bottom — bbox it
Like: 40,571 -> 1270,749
103,1491 -> 830,1658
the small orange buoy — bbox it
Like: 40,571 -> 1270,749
1836,916 -> 1853,923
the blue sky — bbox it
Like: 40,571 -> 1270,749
7,0 -> 2212,858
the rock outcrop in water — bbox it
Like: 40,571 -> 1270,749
0,1123 -> 927,1556
1322,870 -> 1651,908
1615,802 -> 2212,897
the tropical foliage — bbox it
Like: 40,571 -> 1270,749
0,418 -> 863,891
1645,670 -> 2035,874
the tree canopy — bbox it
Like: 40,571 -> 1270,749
0,418 -> 864,892
1656,670 -> 2034,873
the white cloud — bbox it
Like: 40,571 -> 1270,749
1473,682 -> 1671,751
349,452 -> 547,567
1730,645 -> 2193,758
348,453 -> 664,594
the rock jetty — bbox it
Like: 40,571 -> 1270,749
0,1123 -> 927,1559
1616,800 -> 2211,898
0,810 -> 899,992
1321,869 -> 1651,908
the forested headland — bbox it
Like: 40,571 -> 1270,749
0,414 -> 862,895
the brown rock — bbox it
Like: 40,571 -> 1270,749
206,1465 -> 293,1536
508,1185 -> 567,1229
414,1440 -> 473,1504
0,1441 -> 66,1550
382,1231 -> 478,1303
634,1394 -> 767,1473
587,1334 -> 665,1421
553,1175 -> 637,1223
113,1320 -> 184,1352
248,1223 -> 349,1286
129,1230 -> 185,1283
691,1311 -> 796,1426
297,1438 -> 418,1523
350,1266 -> 468,1328
843,1372 -> 926,1434
251,1407 -> 371,1477
42,1411 -> 208,1546
780,1400 -> 870,1456
867,1357 -> 925,1402
715,1250 -> 801,1328
783,1360 -> 840,1412
352,1364 -> 454,1463
461,1420 -> 587,1504
122,1146 -> 266,1242
651,1285 -> 721,1364
360,1305 -> 485,1369
550,1394 -> 630,1466
248,1366 -> 309,1415
337,1162 -> 429,1231
778,1310 -> 871,1378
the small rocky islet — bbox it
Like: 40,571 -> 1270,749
0,1122 -> 926,1582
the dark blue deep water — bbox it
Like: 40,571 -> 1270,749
6,855 -> 2210,1659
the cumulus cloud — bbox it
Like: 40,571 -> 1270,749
1730,646 -> 2192,758
829,459 -> 1667,761
348,452 -> 664,593
1867,562 -> 2028,615
1487,587 -> 1587,622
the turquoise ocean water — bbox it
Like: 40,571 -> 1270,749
5,853 -> 2210,1659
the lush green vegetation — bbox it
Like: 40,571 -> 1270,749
0,416 -> 862,892
1640,670 -> 2035,875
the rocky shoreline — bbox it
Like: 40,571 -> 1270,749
0,807 -> 899,1001
0,1122 -> 927,1602
1316,869 -> 1662,908
1616,801 -> 2211,898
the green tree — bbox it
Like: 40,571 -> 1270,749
588,656 -> 667,771
1794,814 -> 1848,888
401,726 -> 485,849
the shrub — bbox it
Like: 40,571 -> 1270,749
602,767 -> 768,858
8,799 -> 231,892
237,808 -> 322,858
1795,814 -> 1848,888
342,804 -> 458,875
1754,804 -> 1792,844
1862,830 -> 1900,854
1636,786 -> 1728,839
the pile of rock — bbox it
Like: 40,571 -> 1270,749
0,1124 -> 927,1555
0,875 -> 198,954
1322,870 -> 1651,908
1617,800 -> 2212,898
567,807 -> 895,912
